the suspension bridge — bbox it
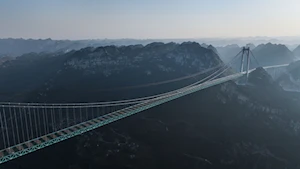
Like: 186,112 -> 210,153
0,47 -> 290,164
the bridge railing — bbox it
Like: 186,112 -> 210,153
0,103 -> 134,150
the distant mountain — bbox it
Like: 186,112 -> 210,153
252,43 -> 295,67
2,38 -> 300,59
292,45 -> 300,57
0,38 -> 195,57
0,38 -> 85,57
207,45 -> 220,56
201,43 -> 209,48
246,43 -> 256,50
0,42 -> 224,102
215,44 -> 241,64
286,44 -> 299,51
200,43 -> 220,56
225,44 -> 240,48
276,60 -> 300,92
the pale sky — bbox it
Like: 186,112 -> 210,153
0,0 -> 300,40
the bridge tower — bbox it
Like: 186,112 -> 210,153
240,47 -> 251,83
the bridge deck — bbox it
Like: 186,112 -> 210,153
0,72 -> 244,164
0,99 -> 155,164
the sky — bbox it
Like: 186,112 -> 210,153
0,0 -> 300,40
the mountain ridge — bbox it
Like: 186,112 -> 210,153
252,43 -> 295,66
0,42 -> 224,103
